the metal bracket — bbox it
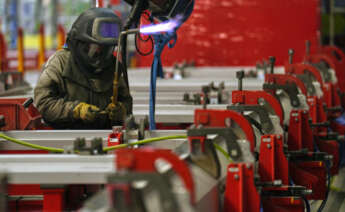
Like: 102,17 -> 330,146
296,73 -> 317,95
227,105 -> 273,134
261,185 -> 312,197
73,137 -> 105,155
187,127 -> 242,161
263,82 -> 301,107
107,172 -> 179,212
285,150 -> 333,163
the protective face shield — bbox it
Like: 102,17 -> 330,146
67,8 -> 122,74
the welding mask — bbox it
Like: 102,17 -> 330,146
67,8 -> 122,74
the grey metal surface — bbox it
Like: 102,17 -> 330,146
0,154 -> 115,184
0,130 -> 112,150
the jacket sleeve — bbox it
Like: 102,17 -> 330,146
34,56 -> 79,126
117,75 -> 133,115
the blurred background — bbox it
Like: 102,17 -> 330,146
0,0 -> 344,69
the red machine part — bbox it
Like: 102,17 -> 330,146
287,110 -> 314,152
259,135 -> 289,185
107,127 -> 124,147
0,31 -> 7,71
308,46 -> 345,93
265,73 -> 308,97
8,185 -> 65,212
232,90 -> 284,126
0,98 -> 42,130
289,161 -> 326,200
286,63 -> 339,109
115,148 -> 196,204
307,96 -> 327,125
223,163 -> 260,212
193,109 -> 256,152
262,197 -> 304,212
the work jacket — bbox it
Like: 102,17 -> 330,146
34,49 -> 133,129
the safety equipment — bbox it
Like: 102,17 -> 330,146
106,101 -> 127,124
73,102 -> 101,122
66,8 -> 122,74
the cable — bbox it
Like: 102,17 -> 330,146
0,132 -> 64,153
103,135 -> 188,151
135,33 -> 154,56
213,143 -> 232,162
302,196 -> 311,212
0,132 -> 232,161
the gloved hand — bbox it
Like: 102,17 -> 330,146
105,101 -> 127,123
73,102 -> 100,122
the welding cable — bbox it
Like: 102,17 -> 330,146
302,196 -> 311,212
289,177 -> 311,212
213,143 -> 232,162
103,135 -> 232,160
103,135 -> 188,151
0,132 -> 64,153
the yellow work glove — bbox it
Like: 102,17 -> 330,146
73,102 -> 100,122
105,101 -> 127,124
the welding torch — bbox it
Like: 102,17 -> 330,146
112,28 -> 140,105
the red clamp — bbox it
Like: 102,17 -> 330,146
265,73 -> 308,97
232,90 -> 285,126
107,127 -> 124,147
194,109 -> 256,152
224,163 -> 260,212
258,134 -> 289,185
287,110 -> 314,152
115,148 -> 195,204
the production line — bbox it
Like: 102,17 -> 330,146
1,0 -> 345,211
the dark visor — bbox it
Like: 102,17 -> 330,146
99,22 -> 120,38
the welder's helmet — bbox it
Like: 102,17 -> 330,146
67,8 -> 122,74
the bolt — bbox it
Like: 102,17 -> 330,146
305,40 -> 310,56
236,70 -> 245,91
289,49 -> 295,64
234,174 -> 239,180
269,56 -> 276,74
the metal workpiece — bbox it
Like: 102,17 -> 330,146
0,130 -> 112,150
129,78 -> 263,92
0,154 -> 116,184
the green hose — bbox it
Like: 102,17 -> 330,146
103,135 -> 188,151
0,132 -> 232,160
213,142 -> 233,162
0,132 -> 64,153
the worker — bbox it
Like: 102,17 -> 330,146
34,8 -> 133,129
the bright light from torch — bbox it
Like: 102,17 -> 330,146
139,16 -> 182,35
